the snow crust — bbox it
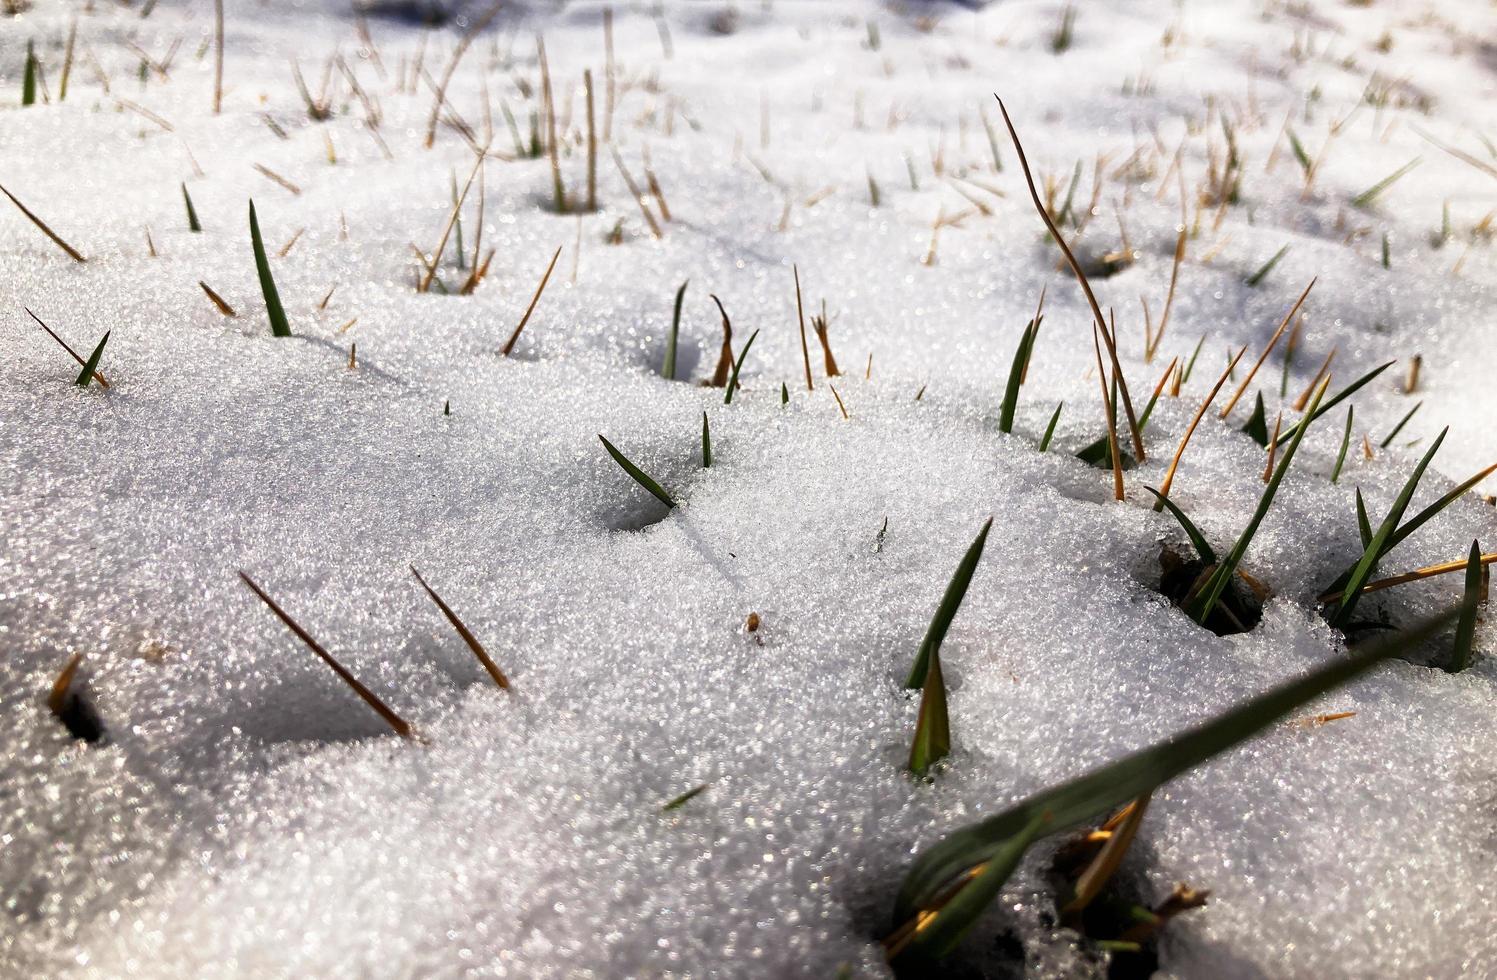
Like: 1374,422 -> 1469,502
3,1 -> 1497,976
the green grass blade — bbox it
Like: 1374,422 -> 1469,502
723,329 -> 759,405
1275,361 -> 1394,448
891,609 -> 1458,947
1288,128 -> 1311,175
1355,488 -> 1373,549
599,434 -> 676,509
22,42 -> 36,107
1146,487 -> 1217,564
1330,429 -> 1447,627
1188,377 -> 1329,623
1038,401 -> 1063,452
1353,158 -> 1421,209
663,280 -> 687,380
1383,461 -> 1497,558
249,200 -> 292,338
1379,401 -> 1421,449
905,518 -> 993,689
182,183 -> 202,232
661,783 -> 710,811
1241,391 -> 1268,446
701,411 -> 711,468
1246,244 -> 1289,287
1331,405 -> 1353,483
781,382 -> 789,405
1181,334 -> 1206,384
1449,540 -> 1483,673
999,317 -> 1038,434
907,648 -> 951,777
75,331 -> 109,387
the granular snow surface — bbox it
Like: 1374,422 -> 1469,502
3,1 -> 1497,977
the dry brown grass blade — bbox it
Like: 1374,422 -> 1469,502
1318,551 -> 1497,604
1147,229 -> 1186,362
1262,411 -> 1283,481
997,97 -> 1145,463
1091,322 -> 1126,500
199,281 -> 237,316
812,303 -> 840,377
25,307 -> 108,387
212,0 -> 224,114
1061,792 -> 1151,918
610,146 -> 663,239
2,184 -> 86,262
48,653 -> 84,718
1154,345 -> 1248,508
238,571 -> 417,740
794,265 -> 814,391
424,0 -> 504,149
410,566 -> 510,690
501,245 -> 563,356
829,383 -> 850,419
1293,347 -> 1336,411
708,294 -> 734,387
1218,278 -> 1315,419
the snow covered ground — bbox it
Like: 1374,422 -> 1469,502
3,0 -> 1497,976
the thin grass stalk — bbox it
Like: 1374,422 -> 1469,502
238,571 -> 416,739
1218,279 -> 1314,418
410,565 -> 510,689
501,245 -> 562,356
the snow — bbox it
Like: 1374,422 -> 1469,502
2,0 -> 1496,976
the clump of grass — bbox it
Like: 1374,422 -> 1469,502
883,609 -> 1458,964
1325,430 -> 1452,628
599,435 -> 676,509
2,183 -> 87,262
239,571 -> 417,739
501,245 -> 562,356
48,653 -> 107,744
662,281 -> 688,380
1183,377 -> 1330,629
410,565 -> 510,690
248,200 -> 291,337
75,332 -> 110,388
